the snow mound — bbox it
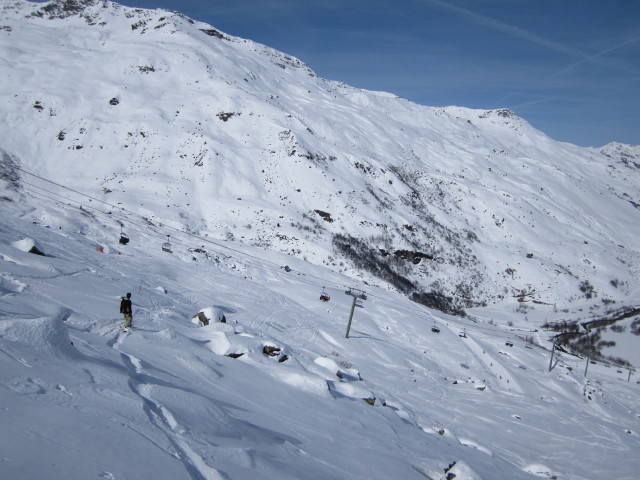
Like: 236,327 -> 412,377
0,310 -> 75,358
12,237 -> 45,256
522,463 -> 557,478
441,460 -> 484,480
191,306 -> 227,326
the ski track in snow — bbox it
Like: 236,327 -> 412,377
1,215 -> 639,479
1,208 -> 639,479
113,331 -> 225,480
457,329 -> 523,394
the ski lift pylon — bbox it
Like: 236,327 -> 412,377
345,288 -> 367,300
162,234 -> 172,253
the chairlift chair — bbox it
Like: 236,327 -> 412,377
319,287 -> 330,302
431,322 -> 440,334
119,227 -> 129,245
162,235 -> 172,253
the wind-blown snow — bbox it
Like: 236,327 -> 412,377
2,169 -> 639,479
1,1 -> 639,479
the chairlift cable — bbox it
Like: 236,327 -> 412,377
19,177 -> 551,342
9,161 -> 559,345
10,162 -> 355,291
21,179 -> 161,235
20,179 -> 538,342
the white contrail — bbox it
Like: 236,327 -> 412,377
494,34 -> 640,106
422,0 -> 591,59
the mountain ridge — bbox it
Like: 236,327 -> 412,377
2,0 -> 639,324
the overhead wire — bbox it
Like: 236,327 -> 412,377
20,181 -> 167,243
8,161 -> 355,292
6,160 -> 560,345
365,290 -> 525,340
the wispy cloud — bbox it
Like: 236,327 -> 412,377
421,0 -> 591,60
549,34 -> 640,77
494,34 -> 640,106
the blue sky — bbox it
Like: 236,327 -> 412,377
122,0 -> 639,147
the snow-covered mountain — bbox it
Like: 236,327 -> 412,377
3,0 -> 639,318
1,2 -> 639,478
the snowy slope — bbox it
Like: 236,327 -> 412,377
1,163 -> 639,480
1,2 -> 640,477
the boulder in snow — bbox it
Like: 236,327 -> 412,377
263,345 -> 281,357
192,307 -> 227,326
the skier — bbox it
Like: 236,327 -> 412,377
120,292 -> 133,329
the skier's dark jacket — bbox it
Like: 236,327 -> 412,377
120,297 -> 132,315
